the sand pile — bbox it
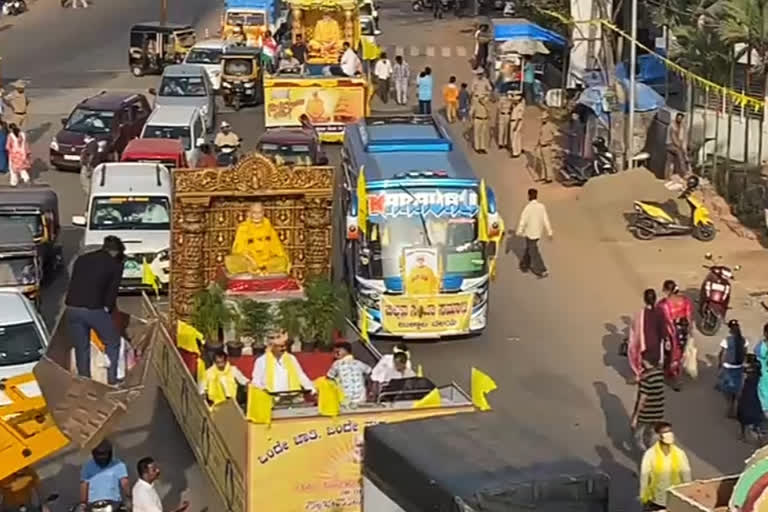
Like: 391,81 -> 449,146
577,168 -> 675,209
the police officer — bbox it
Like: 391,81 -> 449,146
496,90 -> 513,149
509,92 -> 526,157
470,95 -> 490,154
470,68 -> 492,100
3,81 -> 29,129
537,110 -> 559,182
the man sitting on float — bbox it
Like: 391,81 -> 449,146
252,329 -> 316,394
199,348 -> 249,405
225,202 -> 290,276
308,12 -> 343,58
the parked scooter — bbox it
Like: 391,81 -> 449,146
698,254 -> 738,336
2,0 -> 27,15
630,175 -> 716,241
559,136 -> 615,186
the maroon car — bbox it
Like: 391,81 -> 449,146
49,91 -> 151,171
256,128 -> 329,166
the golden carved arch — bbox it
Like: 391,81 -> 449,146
170,154 -> 335,322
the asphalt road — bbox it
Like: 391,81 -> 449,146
8,0 -> 768,511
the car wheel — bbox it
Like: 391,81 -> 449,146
131,66 -> 144,77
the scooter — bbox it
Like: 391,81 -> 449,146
216,143 -> 241,167
630,175 -> 716,241
559,137 -> 615,186
70,500 -> 127,512
698,255 -> 737,336
412,0 -> 431,11
2,0 -> 27,15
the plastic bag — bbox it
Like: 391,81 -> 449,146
683,337 -> 698,379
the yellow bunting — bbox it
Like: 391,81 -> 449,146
471,367 -> 498,412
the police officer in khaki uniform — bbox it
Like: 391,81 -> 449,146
470,95 -> 490,154
470,68 -> 492,100
537,110 -> 559,182
3,81 -> 29,128
496,90 -> 513,149
509,93 -> 526,157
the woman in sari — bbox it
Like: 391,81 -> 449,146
628,289 -> 665,384
658,280 -> 693,391
752,323 -> 768,415
719,319 -> 748,417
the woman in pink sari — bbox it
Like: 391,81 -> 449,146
658,279 -> 693,391
628,288 -> 665,383
6,123 -> 30,187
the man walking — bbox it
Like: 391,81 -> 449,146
631,353 -> 665,453
496,90 -> 513,149
515,188 -> 552,278
470,95 -> 490,153
132,457 -> 189,512
392,55 -> 410,106
3,81 -> 29,129
536,110 -> 558,183
639,422 -> 691,511
64,236 -> 125,384
80,135 -> 99,202
510,93 -> 525,157
374,52 -> 393,103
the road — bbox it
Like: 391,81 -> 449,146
7,0 -> 768,511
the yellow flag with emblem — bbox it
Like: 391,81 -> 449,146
177,320 -> 203,355
478,179 -> 489,242
314,377 -> 345,417
412,388 -> 441,408
141,258 -> 159,296
246,385 -> 273,424
357,167 -> 367,231
471,367 -> 497,411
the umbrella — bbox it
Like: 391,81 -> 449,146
498,39 -> 550,56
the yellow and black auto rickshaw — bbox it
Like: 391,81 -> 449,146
129,22 -> 197,77
0,186 -> 62,282
220,46 -> 263,110
0,221 -> 42,308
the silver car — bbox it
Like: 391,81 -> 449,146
150,64 -> 216,131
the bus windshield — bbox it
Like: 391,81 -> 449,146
360,187 -> 487,280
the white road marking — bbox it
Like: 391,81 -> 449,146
425,46 -> 435,57
456,46 -> 467,57
395,45 -> 404,56
441,46 -> 451,57
409,45 -> 419,56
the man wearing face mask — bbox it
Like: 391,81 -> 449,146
639,422 -> 691,511
79,439 -> 131,510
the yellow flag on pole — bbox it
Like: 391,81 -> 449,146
177,320 -> 203,355
412,388 -> 441,409
246,386 -> 273,424
141,258 -> 160,296
471,367 -> 497,411
478,179 -> 489,242
314,377 -> 344,417
357,167 -> 367,231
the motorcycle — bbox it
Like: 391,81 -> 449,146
698,255 -> 737,336
70,500 -> 127,512
216,143 -> 241,167
559,136 -> 615,187
2,0 -> 27,15
630,175 -> 716,241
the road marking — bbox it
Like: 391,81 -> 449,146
395,45 -> 404,56
441,46 -> 451,57
409,45 -> 419,57
425,46 -> 435,57
457,46 -> 467,57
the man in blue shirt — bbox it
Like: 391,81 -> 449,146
79,439 -> 130,508
417,66 -> 433,115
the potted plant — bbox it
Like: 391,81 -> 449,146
236,299 -> 275,355
190,283 -> 233,361
299,277 -> 349,351
276,298 -> 307,350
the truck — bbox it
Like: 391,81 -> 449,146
363,413 -> 610,512
221,0 -> 285,45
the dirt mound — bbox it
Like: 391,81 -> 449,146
578,168 -> 674,207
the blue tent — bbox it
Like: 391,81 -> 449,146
491,18 -> 567,47
615,53 -> 667,85
576,78 -> 665,126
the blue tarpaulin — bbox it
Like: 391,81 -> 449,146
491,18 -> 567,47
576,78 -> 665,126
615,53 -> 667,85
225,0 -> 271,9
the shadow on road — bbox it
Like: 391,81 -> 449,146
595,445 -> 637,512
593,381 -> 635,462
602,319 -> 632,382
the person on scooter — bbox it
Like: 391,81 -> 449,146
214,121 -> 240,154
657,280 -> 693,391
79,439 -> 130,511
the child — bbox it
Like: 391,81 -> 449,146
458,83 -> 470,122
442,76 -> 459,123
738,354 -> 767,444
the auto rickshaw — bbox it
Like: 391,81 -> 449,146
0,186 -> 62,279
0,221 -> 42,308
129,23 -> 197,77
220,47 -> 263,110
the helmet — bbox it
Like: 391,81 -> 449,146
686,175 -> 699,190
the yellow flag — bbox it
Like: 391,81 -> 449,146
478,180 -> 489,242
141,258 -> 159,295
416,364 -> 423,377
362,38 -> 382,61
359,307 -> 370,343
177,320 -> 203,355
196,357 -> 206,384
246,386 -> 273,424
412,388 -> 441,409
471,367 -> 497,411
314,377 -> 344,417
357,166 -> 367,231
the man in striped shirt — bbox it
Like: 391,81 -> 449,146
631,353 -> 665,453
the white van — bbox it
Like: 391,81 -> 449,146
183,39 -> 229,90
72,163 -> 171,291
141,105 -> 207,167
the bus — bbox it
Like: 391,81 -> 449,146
336,115 -> 503,339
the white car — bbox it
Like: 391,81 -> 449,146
141,105 -> 208,168
183,39 -> 229,90
0,289 -> 49,381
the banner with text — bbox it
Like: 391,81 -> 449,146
380,294 -> 473,334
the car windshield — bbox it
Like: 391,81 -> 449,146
0,214 -> 42,238
142,126 -> 191,150
0,257 -> 36,286
259,143 -> 312,165
159,76 -> 207,97
360,188 -> 486,280
0,322 -> 44,367
65,108 -> 115,134
227,12 -> 265,26
186,48 -> 223,64
223,58 -> 254,76
90,196 -> 171,230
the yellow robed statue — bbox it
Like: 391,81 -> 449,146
309,13 -> 343,57
225,202 -> 290,276
406,255 -> 440,296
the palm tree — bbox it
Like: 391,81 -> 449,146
672,21 -> 732,84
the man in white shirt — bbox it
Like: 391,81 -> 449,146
339,42 -> 362,77
515,187 -> 553,278
132,457 -> 189,512
371,343 -> 412,383
373,52 -> 393,104
251,329 -> 316,394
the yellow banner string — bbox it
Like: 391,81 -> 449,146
537,8 -> 765,110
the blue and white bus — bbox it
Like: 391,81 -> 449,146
335,115 -> 503,339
